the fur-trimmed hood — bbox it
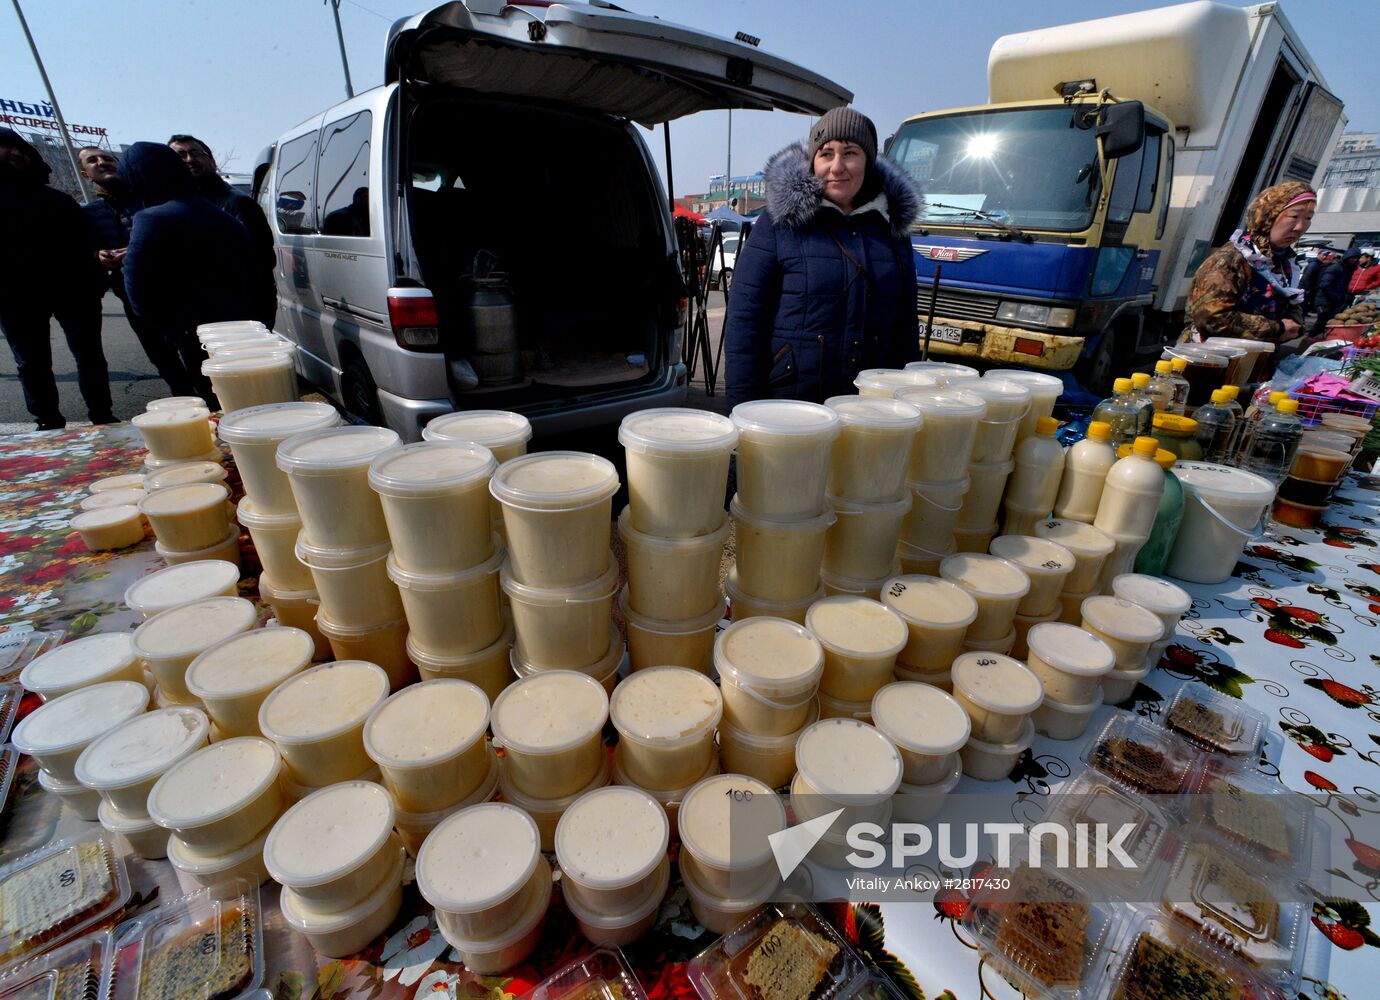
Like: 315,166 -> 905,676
763,141 -> 920,239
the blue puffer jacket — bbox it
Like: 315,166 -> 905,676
724,143 -> 921,408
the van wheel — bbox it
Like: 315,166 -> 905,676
342,356 -> 383,426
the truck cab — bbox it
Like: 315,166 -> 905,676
887,93 -> 1172,386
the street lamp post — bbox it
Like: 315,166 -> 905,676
326,0 -> 355,99
9,0 -> 87,199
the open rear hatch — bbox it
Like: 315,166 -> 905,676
388,1 -> 850,410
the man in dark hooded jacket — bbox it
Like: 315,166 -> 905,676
78,146 -> 196,396
0,128 -> 114,429
169,135 -> 277,327
121,141 -> 256,408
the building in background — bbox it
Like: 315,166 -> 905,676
689,171 -> 767,216
1335,131 -> 1377,153
1321,145 -> 1380,190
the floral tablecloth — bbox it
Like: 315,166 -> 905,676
1,425 -> 1378,1000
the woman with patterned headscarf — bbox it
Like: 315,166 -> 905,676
1184,181 -> 1316,343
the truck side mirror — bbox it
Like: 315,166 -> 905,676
1097,101 -> 1145,159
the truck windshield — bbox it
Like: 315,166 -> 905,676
888,107 -> 1102,232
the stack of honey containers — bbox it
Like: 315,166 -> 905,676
616,409 -> 737,672
216,403 -> 342,657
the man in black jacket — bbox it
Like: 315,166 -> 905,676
78,146 -> 197,396
121,141 -> 256,408
169,134 -> 277,327
1300,249 -> 1349,338
0,128 -> 114,429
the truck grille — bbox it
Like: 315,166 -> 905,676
915,288 -> 1000,322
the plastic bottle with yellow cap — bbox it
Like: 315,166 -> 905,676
1093,436 -> 1166,543
1150,412 -> 1203,461
1243,397 -> 1304,486
1146,360 -> 1177,413
1002,416 -> 1066,535
1191,388 -> 1238,463
1054,421 -> 1117,523
1128,372 -> 1155,435
1091,378 -> 1141,449
1167,358 -> 1191,414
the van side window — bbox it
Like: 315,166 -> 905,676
1106,140 -> 1144,226
318,111 -> 372,238
1157,135 -> 1175,239
275,132 -> 318,234
1134,132 -> 1161,215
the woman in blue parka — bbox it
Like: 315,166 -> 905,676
723,107 -> 921,408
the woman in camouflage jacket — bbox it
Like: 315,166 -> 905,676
1184,181 -> 1316,343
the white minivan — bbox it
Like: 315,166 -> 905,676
256,0 -> 847,439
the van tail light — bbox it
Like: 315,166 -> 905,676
387,287 -> 441,352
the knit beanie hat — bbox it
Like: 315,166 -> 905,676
807,107 -> 877,165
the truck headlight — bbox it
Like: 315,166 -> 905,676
996,302 -> 1076,329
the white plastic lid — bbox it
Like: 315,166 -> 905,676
729,399 -> 840,440
965,377 -> 1032,406
197,320 -> 268,336
71,506 -> 143,531
805,596 -> 908,658
713,617 -> 825,691
74,706 -> 209,789
364,679 -> 489,768
904,361 -> 979,379
422,409 -> 533,450
555,785 -> 669,889
279,844 -> 406,935
147,736 -> 281,829
678,773 -> 785,870
940,553 -> 1031,600
609,667 -> 722,744
1080,596 -> 1164,644
728,494 -> 836,533
795,718 -> 904,802
137,482 -> 228,517
880,576 -> 978,627
264,780 -> 395,888
988,535 -> 1074,576
368,441 -> 497,497
1173,461 -> 1276,505
618,408 -> 738,456
19,632 -> 138,695
1110,574 -> 1192,617
80,489 -> 146,510
125,557 -> 241,612
207,341 -> 293,358
870,682 -> 971,756
491,670 -> 609,755
488,451 -> 619,510
984,369 -> 1064,394
259,660 -> 390,744
853,369 -> 944,394
168,823 -> 271,876
131,597 -> 257,659
201,352 -> 293,375
235,497 -> 301,532
144,462 -> 227,492
824,395 -> 924,430
895,387 -> 986,418
276,426 -> 401,475
1026,623 -> 1116,676
89,473 -> 147,493
216,402 -> 340,445
295,532 -> 391,571
951,652 -> 1044,714
130,409 -> 209,430
416,802 -> 540,911
148,396 -> 214,412
186,627 -> 314,698
11,680 -> 149,756
1035,519 -> 1116,557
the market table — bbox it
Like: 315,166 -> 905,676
0,424 -> 1376,1000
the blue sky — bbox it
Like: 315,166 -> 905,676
3,0 -> 1374,196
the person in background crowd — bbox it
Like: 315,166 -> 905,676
0,128 -> 114,430
1348,252 -> 1380,301
1300,248 -> 1348,339
78,146 -> 197,397
723,107 -> 920,407
1184,181 -> 1315,344
121,141 -> 255,408
168,134 -> 277,327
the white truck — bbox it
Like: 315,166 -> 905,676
883,0 -> 1346,389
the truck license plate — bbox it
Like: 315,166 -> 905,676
921,324 -> 963,344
